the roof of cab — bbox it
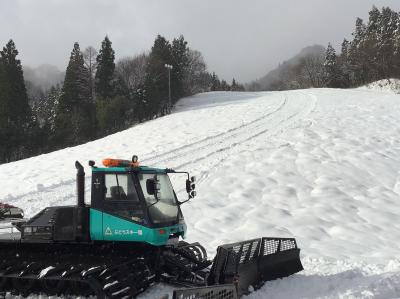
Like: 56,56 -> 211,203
92,165 -> 167,174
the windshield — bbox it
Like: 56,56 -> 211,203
138,173 -> 179,224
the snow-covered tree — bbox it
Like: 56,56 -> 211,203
32,85 -> 62,130
324,43 -> 343,88
54,42 -> 94,146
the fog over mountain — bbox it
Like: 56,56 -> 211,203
249,45 -> 326,90
24,65 -> 64,91
23,64 -> 64,101
2,0 -> 400,82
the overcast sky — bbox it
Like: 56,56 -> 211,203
1,0 -> 400,82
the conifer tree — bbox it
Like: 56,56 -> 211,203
367,6 -> 381,35
54,42 -> 93,146
210,72 -> 221,91
394,16 -> 400,74
324,43 -> 343,88
363,6 -> 382,80
0,57 -> 12,162
171,35 -> 189,101
348,18 -> 367,85
377,7 -> 398,77
0,40 -> 33,162
144,35 -> 172,118
339,39 -> 351,87
231,78 -> 237,91
341,39 -> 349,63
95,36 -> 115,100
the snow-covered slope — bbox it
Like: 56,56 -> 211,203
1,88 -> 400,298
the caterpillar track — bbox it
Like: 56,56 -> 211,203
0,243 -> 153,298
0,241 -> 212,298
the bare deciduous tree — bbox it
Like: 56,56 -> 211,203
83,46 -> 98,99
299,54 -> 325,87
183,49 -> 208,94
115,53 -> 148,93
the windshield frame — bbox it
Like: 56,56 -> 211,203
133,171 -> 181,227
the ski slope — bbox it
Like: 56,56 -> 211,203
1,88 -> 400,298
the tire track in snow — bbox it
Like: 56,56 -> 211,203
164,91 -> 317,189
140,93 -> 286,164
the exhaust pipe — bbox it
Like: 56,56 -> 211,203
75,161 -> 85,207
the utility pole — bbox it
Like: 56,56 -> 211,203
164,64 -> 173,113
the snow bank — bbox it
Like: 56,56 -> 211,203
245,258 -> 400,299
359,78 -> 400,93
1,88 -> 400,298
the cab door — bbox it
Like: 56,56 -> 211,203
101,173 -> 145,241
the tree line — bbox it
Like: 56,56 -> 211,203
249,6 -> 400,91
0,35 -> 244,164
325,6 -> 400,88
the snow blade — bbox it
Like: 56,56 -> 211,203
208,237 -> 303,296
173,284 -> 238,299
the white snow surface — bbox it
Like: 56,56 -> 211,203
1,89 -> 400,298
359,78 -> 400,93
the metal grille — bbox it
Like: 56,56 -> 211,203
248,240 -> 260,260
280,239 -> 296,251
261,238 -> 297,256
262,239 -> 279,255
173,284 -> 238,299
228,239 -> 261,264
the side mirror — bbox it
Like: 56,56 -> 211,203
146,176 -> 161,198
186,180 -> 191,193
186,179 -> 196,195
146,179 -> 155,195
191,176 -> 196,182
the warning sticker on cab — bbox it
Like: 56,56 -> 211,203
104,227 -> 143,236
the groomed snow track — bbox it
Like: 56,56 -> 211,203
1,88 -> 400,298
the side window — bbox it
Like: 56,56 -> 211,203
105,174 -> 139,202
